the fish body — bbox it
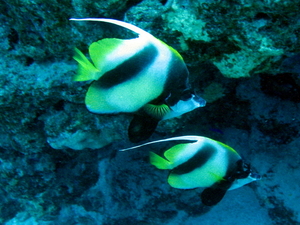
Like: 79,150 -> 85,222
71,18 -> 205,142
121,136 -> 261,206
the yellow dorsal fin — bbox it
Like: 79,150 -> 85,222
73,37 -> 148,82
89,38 -> 126,76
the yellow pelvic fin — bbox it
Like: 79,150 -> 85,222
143,104 -> 171,120
73,48 -> 99,81
149,151 -> 173,170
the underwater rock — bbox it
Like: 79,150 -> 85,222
202,82 -> 225,103
47,130 -> 112,150
260,73 -> 300,102
212,41 -> 283,78
0,60 -> 77,154
1,0 -> 133,62
280,53 -> 300,75
162,2 -> 211,43
1,0 -> 300,224
159,0 -> 300,78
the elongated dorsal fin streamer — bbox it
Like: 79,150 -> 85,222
119,135 -> 202,152
69,18 -> 153,38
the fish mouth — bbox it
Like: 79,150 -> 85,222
192,89 -> 206,107
193,94 -> 206,107
165,89 -> 206,108
164,92 -> 206,120
249,172 -> 261,181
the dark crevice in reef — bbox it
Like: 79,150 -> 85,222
126,0 -> 144,8
260,73 -> 300,102
267,196 -> 300,225
257,118 -> 299,145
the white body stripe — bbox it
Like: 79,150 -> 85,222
87,37 -> 173,113
91,38 -> 149,80
164,139 -> 206,169
168,138 -> 230,189
71,18 -> 176,114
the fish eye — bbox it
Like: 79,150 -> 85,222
250,173 -> 261,180
238,171 -> 251,179
233,160 -> 252,179
181,89 -> 193,100
241,162 -> 251,172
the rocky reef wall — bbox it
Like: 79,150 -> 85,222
1,0 -> 300,224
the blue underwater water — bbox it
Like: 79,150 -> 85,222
1,1 -> 300,225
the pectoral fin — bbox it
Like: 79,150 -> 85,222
143,104 -> 171,120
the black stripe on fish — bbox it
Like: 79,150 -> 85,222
172,144 -> 217,175
151,49 -> 189,106
97,43 -> 158,89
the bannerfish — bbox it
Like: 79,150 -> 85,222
70,18 -> 206,143
121,135 -> 261,206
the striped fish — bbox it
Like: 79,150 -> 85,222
70,18 -> 206,142
121,136 -> 261,206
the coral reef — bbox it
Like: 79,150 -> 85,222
1,0 -> 300,224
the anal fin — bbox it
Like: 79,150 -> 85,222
200,188 -> 227,206
128,114 -> 159,143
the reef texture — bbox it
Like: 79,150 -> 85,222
1,0 -> 300,224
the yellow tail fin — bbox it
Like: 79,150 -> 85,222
73,48 -> 99,81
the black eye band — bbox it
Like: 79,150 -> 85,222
233,160 -> 252,179
180,89 -> 193,100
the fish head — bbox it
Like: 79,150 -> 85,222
200,160 -> 261,206
228,160 -> 261,190
163,89 -> 206,120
